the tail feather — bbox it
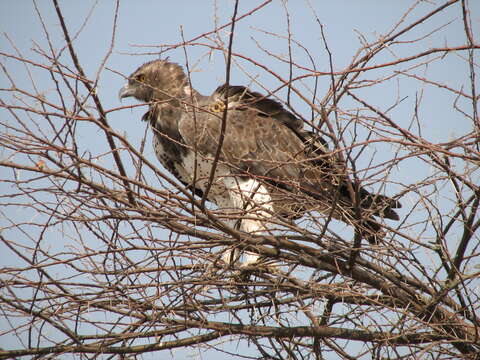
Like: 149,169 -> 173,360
361,218 -> 386,244
299,130 -> 401,224
298,181 -> 399,244
357,187 -> 401,220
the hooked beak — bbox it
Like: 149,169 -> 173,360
118,83 -> 134,101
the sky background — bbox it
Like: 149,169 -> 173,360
1,1 -> 479,358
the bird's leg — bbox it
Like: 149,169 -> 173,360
242,252 -> 261,266
221,247 -> 240,266
222,177 -> 274,267
212,199 -> 242,267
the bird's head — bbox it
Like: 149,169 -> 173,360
119,60 -> 188,104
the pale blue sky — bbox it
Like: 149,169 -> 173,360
1,1 -> 478,358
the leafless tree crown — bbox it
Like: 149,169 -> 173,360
0,1 -> 479,359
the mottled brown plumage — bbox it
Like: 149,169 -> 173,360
119,59 -> 401,249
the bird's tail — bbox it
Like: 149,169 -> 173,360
355,187 -> 401,221
299,181 -> 401,244
299,130 -> 401,228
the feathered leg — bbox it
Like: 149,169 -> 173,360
222,176 -> 274,266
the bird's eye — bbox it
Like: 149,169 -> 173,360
136,74 -> 145,83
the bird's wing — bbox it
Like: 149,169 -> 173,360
178,100 -> 344,204
178,98 -> 400,243
213,84 -> 305,133
208,84 -> 335,178
213,84 -> 402,220
210,85 -> 401,219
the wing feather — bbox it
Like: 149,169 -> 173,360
178,102 -> 399,243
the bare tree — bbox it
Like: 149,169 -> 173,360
1,1 -> 479,359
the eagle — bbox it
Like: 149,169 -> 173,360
119,60 -> 401,265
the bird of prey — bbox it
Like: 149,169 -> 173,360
119,59 -> 401,264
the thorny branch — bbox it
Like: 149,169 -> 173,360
0,1 -> 479,359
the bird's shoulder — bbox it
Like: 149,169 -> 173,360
211,84 -> 303,132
